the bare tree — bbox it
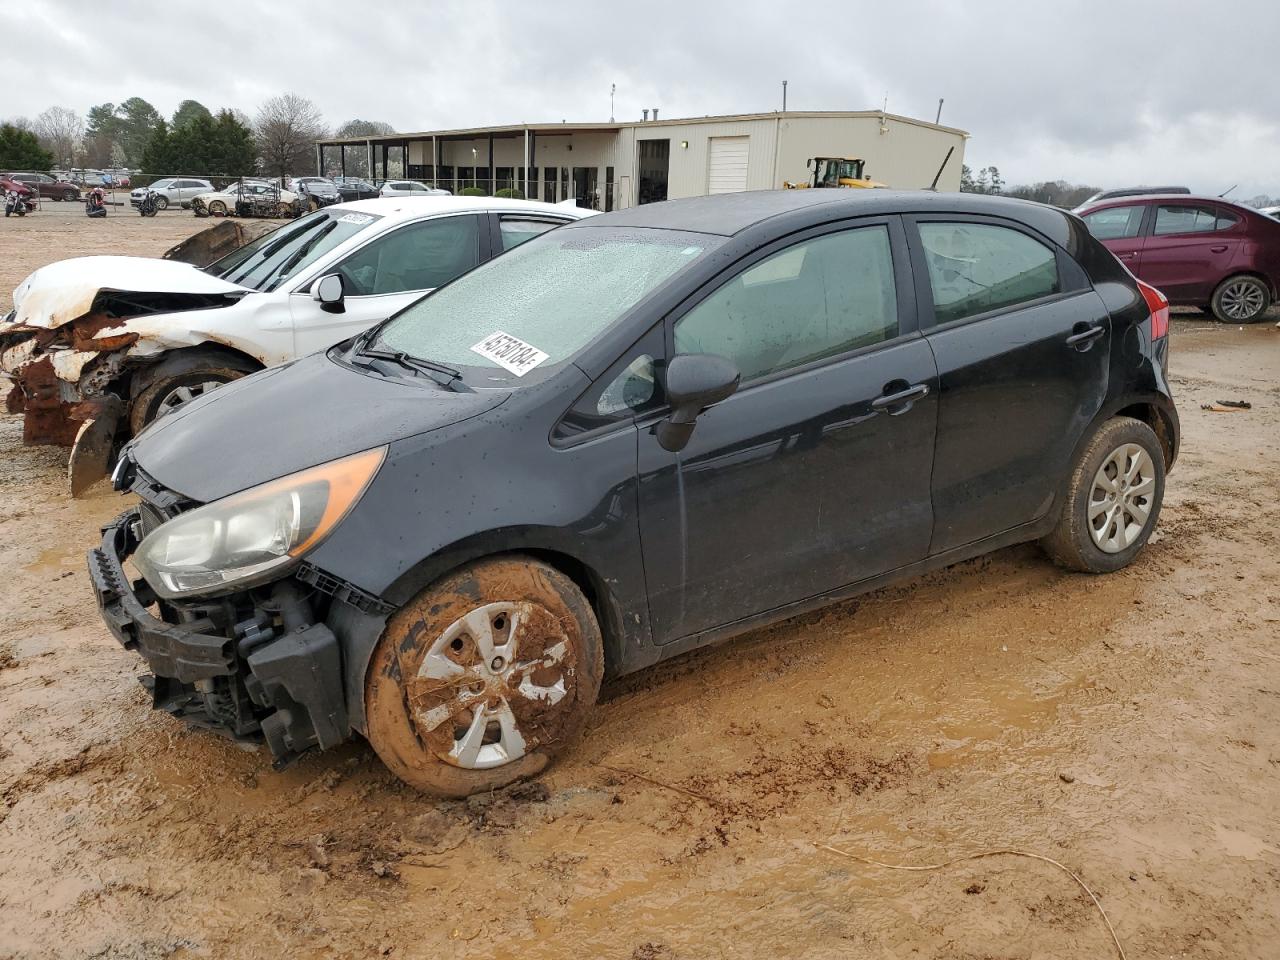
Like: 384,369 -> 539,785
34,106 -> 84,169
254,93 -> 327,178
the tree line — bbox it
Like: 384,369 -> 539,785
961,163 -> 1278,210
0,94 -> 394,179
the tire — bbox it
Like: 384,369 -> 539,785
277,202 -> 293,218
365,555 -> 604,797
155,195 -> 169,211
64,189 -> 78,201
208,200 -> 227,217
1040,416 -> 1165,574
1210,275 -> 1271,323
128,351 -> 259,436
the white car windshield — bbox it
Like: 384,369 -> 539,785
373,227 -> 717,382
206,209 -> 383,292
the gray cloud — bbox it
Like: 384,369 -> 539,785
5,0 -> 1279,197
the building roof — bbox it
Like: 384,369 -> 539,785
316,110 -> 969,146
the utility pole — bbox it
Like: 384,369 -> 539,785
782,80 -> 788,112
935,98 -> 944,124
610,83 -> 616,123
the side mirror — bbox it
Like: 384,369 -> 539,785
656,353 -> 740,453
313,273 -> 345,313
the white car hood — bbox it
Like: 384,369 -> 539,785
9,255 -> 247,330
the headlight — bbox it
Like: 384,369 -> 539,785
134,447 -> 385,600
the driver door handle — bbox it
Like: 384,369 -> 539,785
871,383 -> 930,411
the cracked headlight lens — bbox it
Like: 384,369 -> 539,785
134,447 -> 385,599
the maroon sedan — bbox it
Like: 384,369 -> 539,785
7,172 -> 79,201
1076,194 -> 1280,322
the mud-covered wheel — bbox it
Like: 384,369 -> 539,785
128,350 -> 260,436
365,556 -> 604,797
1040,416 -> 1165,574
207,200 -> 227,217
155,195 -> 169,210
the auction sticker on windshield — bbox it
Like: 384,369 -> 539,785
470,331 -> 549,377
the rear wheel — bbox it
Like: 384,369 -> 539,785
128,351 -> 259,436
1210,275 -> 1270,323
365,556 -> 604,797
1040,417 -> 1165,573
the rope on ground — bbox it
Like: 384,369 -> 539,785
816,843 -> 1127,960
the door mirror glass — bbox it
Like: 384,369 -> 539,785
314,273 -> 345,312
656,353 -> 740,452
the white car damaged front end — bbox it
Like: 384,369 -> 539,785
1,255 -> 285,495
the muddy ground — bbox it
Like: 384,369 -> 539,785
1,206 -> 1278,960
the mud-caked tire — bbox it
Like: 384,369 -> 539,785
1040,416 -> 1166,574
365,556 -> 604,797
128,350 -> 260,436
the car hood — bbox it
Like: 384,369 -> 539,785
128,350 -> 509,502
8,256 -> 247,330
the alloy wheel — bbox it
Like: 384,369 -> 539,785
1088,443 -> 1156,553
156,380 -> 223,417
1219,280 -> 1266,320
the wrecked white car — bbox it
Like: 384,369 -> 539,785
1,196 -> 593,494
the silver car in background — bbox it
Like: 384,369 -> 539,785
379,179 -> 451,198
130,177 -> 214,210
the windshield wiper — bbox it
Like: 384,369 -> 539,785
266,220 -> 337,291
224,216 -> 327,286
353,346 -> 470,392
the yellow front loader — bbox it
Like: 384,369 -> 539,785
784,157 -> 887,190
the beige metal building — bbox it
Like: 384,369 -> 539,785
315,110 -> 968,210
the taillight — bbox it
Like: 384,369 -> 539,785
1138,280 -> 1169,339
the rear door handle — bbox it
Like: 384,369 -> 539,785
1115,251 -> 1137,260
1210,244 -> 1228,253
1065,325 -> 1105,349
871,383 -> 930,412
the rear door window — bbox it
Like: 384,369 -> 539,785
674,225 -> 899,383
499,217 -> 566,250
918,222 -> 1060,324
1153,204 -> 1222,236
1082,205 -> 1146,240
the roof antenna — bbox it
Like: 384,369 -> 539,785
610,83 -> 616,123
1219,184 -> 1237,198
928,146 -> 955,192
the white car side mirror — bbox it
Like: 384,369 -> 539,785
314,273 -> 345,313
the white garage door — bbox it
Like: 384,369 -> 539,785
707,136 -> 750,194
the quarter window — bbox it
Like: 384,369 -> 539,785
919,222 -> 1059,324
1082,205 -> 1145,240
335,215 -> 480,296
673,226 -> 899,383
1153,204 -> 1233,235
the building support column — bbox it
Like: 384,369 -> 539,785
315,142 -> 323,176
487,134 -> 495,195
339,143 -> 346,178
366,139 -> 373,180
432,135 -> 438,187
523,128 -> 529,197
529,130 -> 537,198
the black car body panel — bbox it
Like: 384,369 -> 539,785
91,190 -> 1180,765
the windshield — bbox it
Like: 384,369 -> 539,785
374,227 -> 716,382
205,209 -> 383,291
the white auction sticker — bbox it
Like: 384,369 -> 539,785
337,213 -> 374,224
469,331 -> 549,377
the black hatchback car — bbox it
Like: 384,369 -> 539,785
90,190 -> 1179,796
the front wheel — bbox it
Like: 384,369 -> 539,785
1040,417 -> 1165,573
365,556 -> 604,797
1210,275 -> 1270,323
128,351 -> 259,436
155,195 -> 169,211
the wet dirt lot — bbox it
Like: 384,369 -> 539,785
1,207 -> 1279,960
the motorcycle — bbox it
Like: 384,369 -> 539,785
137,188 -> 159,217
4,189 -> 32,217
85,187 -> 107,218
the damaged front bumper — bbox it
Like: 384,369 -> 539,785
88,507 -> 386,765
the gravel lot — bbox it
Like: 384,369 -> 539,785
1,204 -> 1278,960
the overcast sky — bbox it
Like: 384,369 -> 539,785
6,0 -> 1279,198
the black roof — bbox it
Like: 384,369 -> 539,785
573,189 -> 1072,244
